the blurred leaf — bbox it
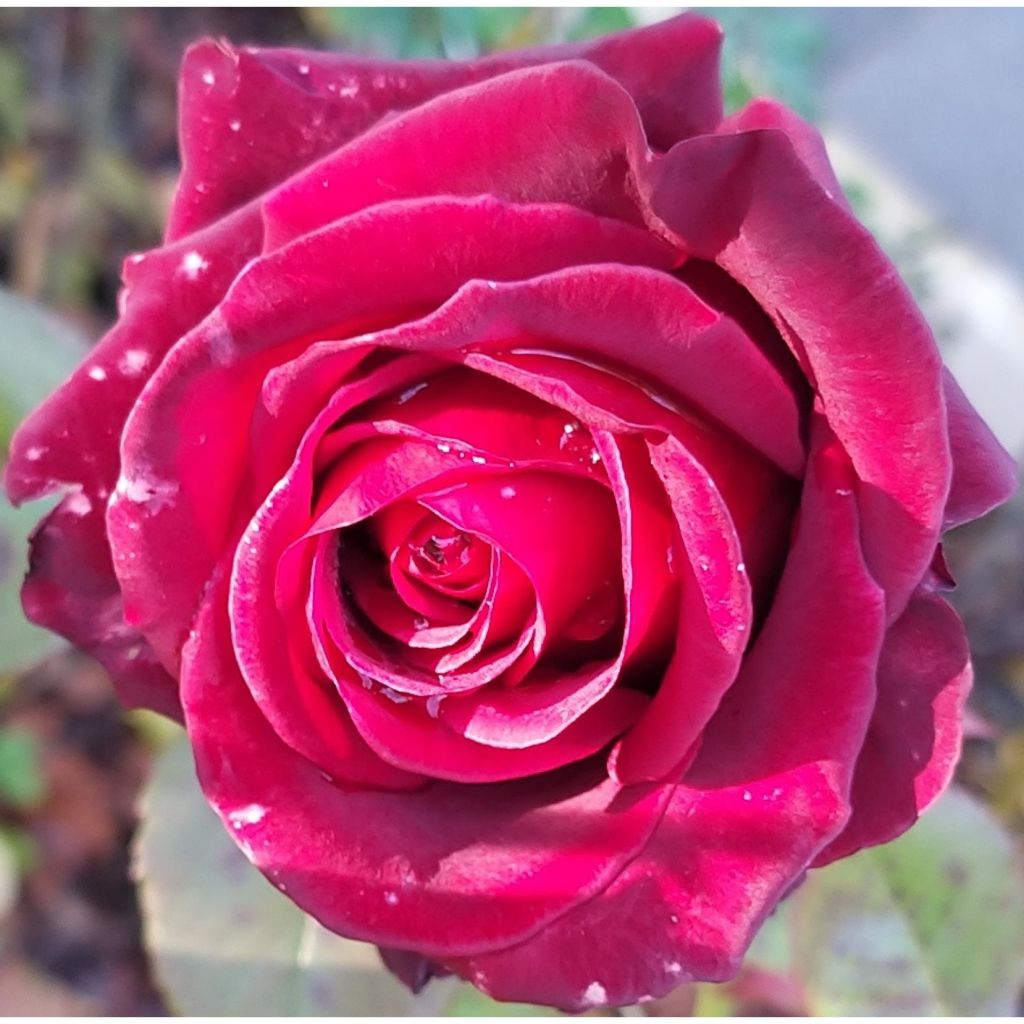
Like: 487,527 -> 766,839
136,732 -> 422,1016
0,498 -> 58,672
0,286 -> 88,451
0,728 -> 45,809
445,985 -> 563,1016
791,787 -> 1024,1014
705,9 -> 822,118
0,287 -> 84,672
565,9 -> 635,42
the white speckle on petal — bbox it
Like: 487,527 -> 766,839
119,349 -> 150,376
737,562 -> 746,573
436,442 -> 452,454
228,119 -> 241,132
115,474 -> 179,513
207,322 -> 236,366
471,455 -> 486,465
201,69 -> 216,86
228,804 -> 266,828
180,250 -> 208,280
665,962 -> 682,976
26,446 -> 44,461
384,891 -> 400,906
698,557 -> 711,572
836,487 -> 853,497
582,982 -> 607,1007
88,366 -> 107,381
742,790 -> 752,801
298,62 -> 310,75
485,280 -> 498,290
500,486 -> 516,500
65,492 -> 92,516
396,382 -> 428,405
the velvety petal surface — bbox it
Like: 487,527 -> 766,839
442,418 -> 886,1009
182,569 -> 674,957
813,588 -> 972,866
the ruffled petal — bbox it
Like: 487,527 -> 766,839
171,13 -> 722,237
108,197 -> 674,670
444,417 -> 886,1008
942,368 -> 1018,528
813,588 -> 972,866
182,566 -> 674,956
651,127 -> 951,618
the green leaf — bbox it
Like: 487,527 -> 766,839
0,728 -> 45,809
0,286 -> 87,451
792,787 -> 1024,1015
445,985 -> 563,1016
135,732 -> 428,1016
0,497 -> 58,672
0,287 -> 87,673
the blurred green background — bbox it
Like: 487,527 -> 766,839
0,8 -> 1022,1017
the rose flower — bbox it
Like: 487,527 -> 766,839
4,14 -> 1016,1011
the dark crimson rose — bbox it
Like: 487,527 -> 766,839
5,14 -> 1017,1010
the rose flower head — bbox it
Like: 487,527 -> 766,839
4,13 -> 1017,1011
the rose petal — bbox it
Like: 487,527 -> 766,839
813,588 -> 972,866
650,128 -> 950,618
942,368 -> 1018,528
172,14 -> 722,237
444,417 -> 886,1008
182,566 -> 674,955
109,196 -> 674,669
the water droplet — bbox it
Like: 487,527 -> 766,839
471,455 -> 486,465
65,492 -> 92,517
500,485 -> 516,500
119,349 -> 149,376
741,790 -> 752,801
736,562 -> 746,573
228,804 -> 266,828
87,366 -> 107,381
180,250 -> 208,280
396,382 -> 427,405
436,442 -> 452,454
201,69 -> 216,86
298,63 -> 310,75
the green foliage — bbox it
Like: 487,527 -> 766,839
136,733 -> 431,1016
705,9 -> 823,118
0,728 -> 44,809
694,786 -> 1024,1015
0,287 -> 86,673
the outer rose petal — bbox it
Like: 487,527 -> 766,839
182,570 -> 675,957
942,368 -> 1018,528
650,127 -> 951,619
171,13 -> 722,237
442,418 -> 886,1009
21,503 -> 180,719
109,198 -> 675,671
4,202 -> 264,713
813,589 -> 972,867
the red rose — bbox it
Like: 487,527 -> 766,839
5,14 -> 1017,1010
